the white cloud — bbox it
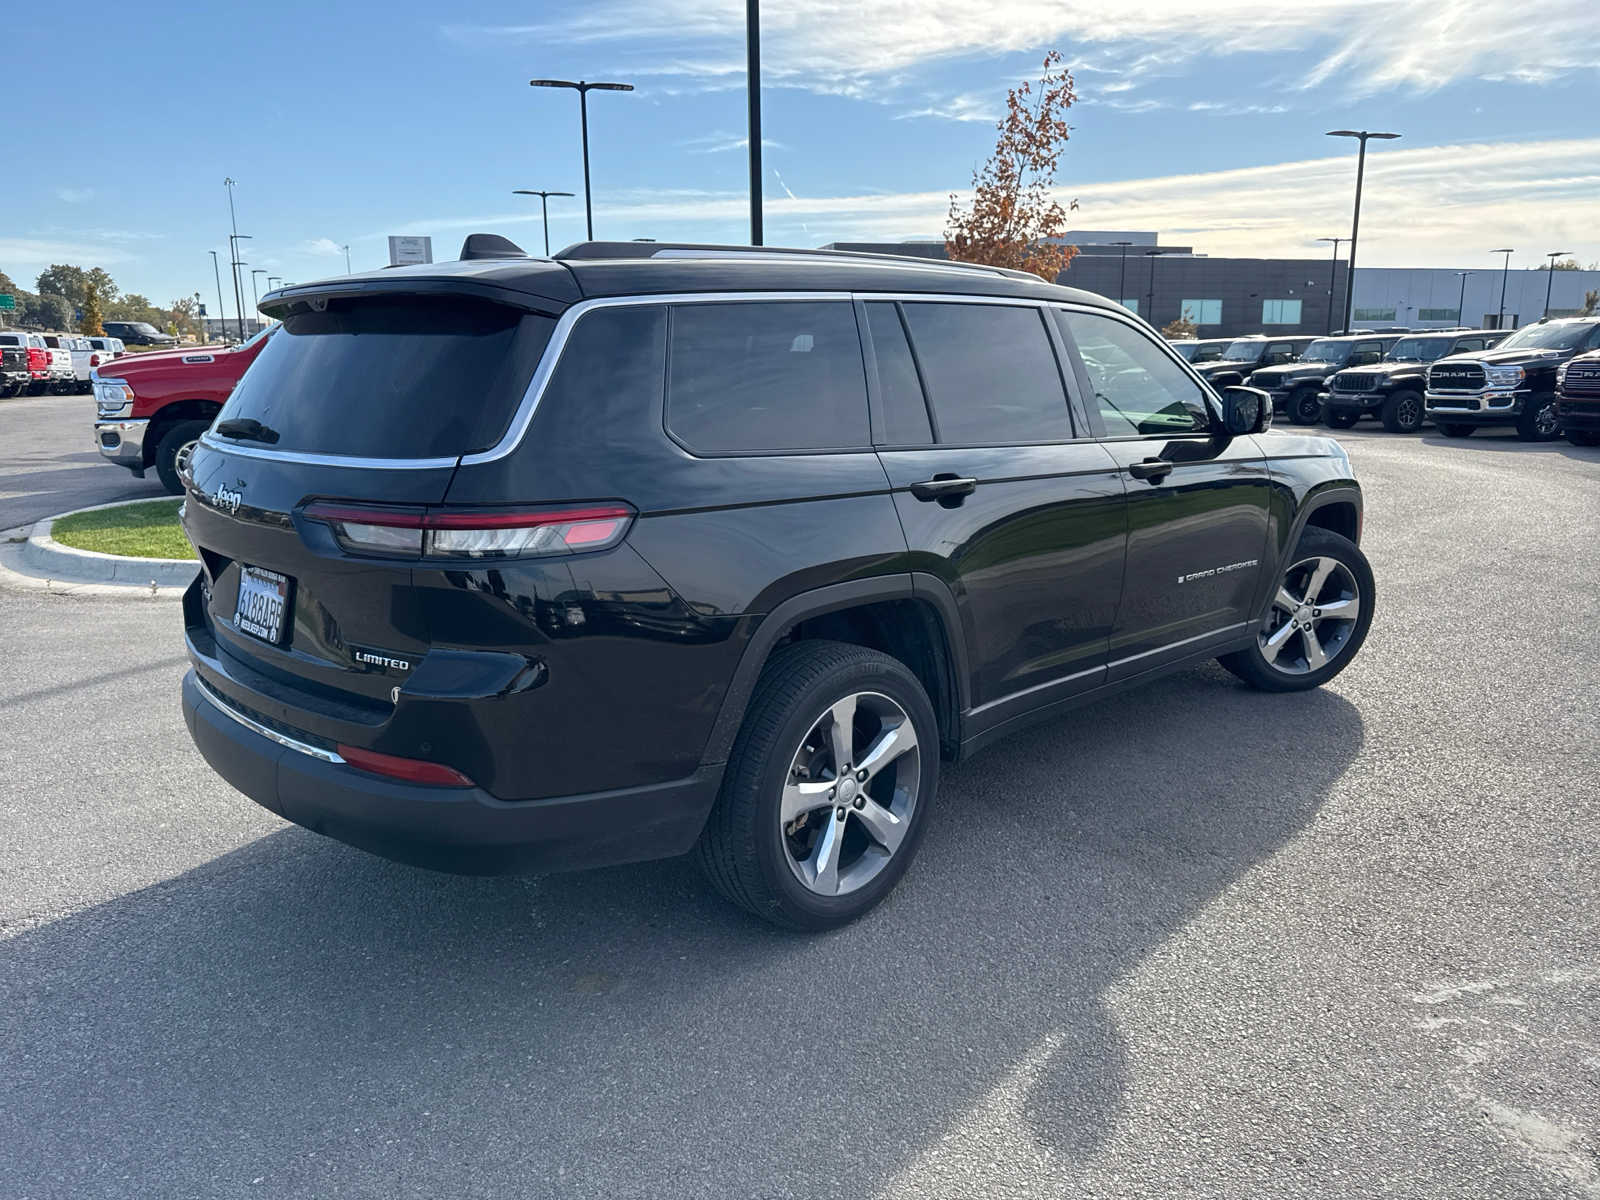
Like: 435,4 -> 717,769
895,91 -> 1000,123
444,1 -> 1600,98
55,187 -> 94,204
398,136 -> 1600,268
299,237 -> 345,256
1187,100 -> 1290,115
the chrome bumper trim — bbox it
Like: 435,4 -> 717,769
194,675 -> 347,764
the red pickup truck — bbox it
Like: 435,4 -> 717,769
92,326 -> 276,493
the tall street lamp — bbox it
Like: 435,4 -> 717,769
208,250 -> 227,345
1491,248 -> 1515,329
529,79 -> 635,241
1316,236 -> 1349,333
1326,130 -> 1400,337
1110,241 -> 1133,311
746,0 -> 763,245
224,178 -> 250,343
1544,250 -> 1572,318
1453,271 -> 1473,327
341,244 -> 352,274
229,233 -> 252,343
513,189 -> 576,255
250,269 -> 267,323
1145,249 -> 1170,323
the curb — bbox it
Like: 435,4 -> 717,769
1,497 -> 196,596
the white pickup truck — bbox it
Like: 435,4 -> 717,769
42,334 -> 96,393
37,334 -> 76,394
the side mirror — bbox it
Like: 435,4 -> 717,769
1222,385 -> 1273,435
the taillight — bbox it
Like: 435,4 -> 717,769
336,743 -> 475,788
302,501 -> 635,561
89,353 -> 101,367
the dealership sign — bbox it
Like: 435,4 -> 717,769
387,236 -> 434,266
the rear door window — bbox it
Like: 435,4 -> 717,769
666,300 -> 869,453
862,301 -> 933,446
212,296 -> 555,459
899,302 -> 1073,443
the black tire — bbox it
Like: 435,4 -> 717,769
696,640 -> 939,930
1516,394 -> 1560,442
1218,527 -> 1375,693
1380,389 -> 1425,434
1323,407 -> 1359,429
26,380 -> 47,396
154,419 -> 210,495
1565,430 -> 1600,447
1436,422 -> 1475,438
1288,388 -> 1323,425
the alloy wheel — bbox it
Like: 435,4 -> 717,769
174,438 -> 198,481
780,691 -> 921,897
1533,400 -> 1558,438
1258,555 -> 1362,676
1396,395 -> 1423,431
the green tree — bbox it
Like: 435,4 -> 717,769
0,268 -> 21,328
86,267 -> 120,305
36,264 -> 89,308
80,284 -> 105,336
168,296 -> 202,339
1583,289 -> 1599,317
25,293 -> 74,330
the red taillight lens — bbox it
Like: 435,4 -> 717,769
303,501 -> 635,561
89,353 -> 101,367
336,743 -> 475,788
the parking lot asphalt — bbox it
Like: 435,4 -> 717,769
2,422 -> 1598,1199
0,392 -> 167,531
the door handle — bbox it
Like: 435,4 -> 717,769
909,475 -> 978,504
1126,457 -> 1174,483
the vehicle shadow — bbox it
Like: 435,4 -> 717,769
1418,427 -> 1600,460
0,664 -> 1363,1198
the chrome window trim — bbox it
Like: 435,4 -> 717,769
196,435 -> 461,470
195,676 -> 346,765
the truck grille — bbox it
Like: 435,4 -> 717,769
1430,363 -> 1485,391
1334,373 -> 1377,393
1562,364 -> 1600,398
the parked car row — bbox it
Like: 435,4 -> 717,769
1173,318 -> 1600,445
0,331 -> 126,396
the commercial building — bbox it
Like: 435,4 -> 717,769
822,233 -> 1599,337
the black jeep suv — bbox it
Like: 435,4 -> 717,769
1322,330 -> 1504,433
1425,317 -> 1600,440
179,239 -> 1376,929
1190,334 -> 1318,391
1247,333 -> 1400,426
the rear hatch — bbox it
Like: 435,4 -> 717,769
183,286 -> 563,717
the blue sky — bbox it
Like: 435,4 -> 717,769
5,0 -> 1598,313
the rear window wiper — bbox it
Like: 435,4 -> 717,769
214,417 -> 281,444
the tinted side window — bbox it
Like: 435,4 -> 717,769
900,303 -> 1072,443
667,301 -> 869,453
1057,310 -> 1213,438
863,301 -> 932,446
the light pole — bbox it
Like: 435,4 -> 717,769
193,292 -> 202,343
1453,271 -> 1473,327
1110,241 -> 1133,311
1145,249 -> 1170,324
1544,250 -> 1572,318
1491,248 -> 1515,329
223,178 -> 249,343
529,79 -> 635,241
512,189 -> 576,255
228,233 -> 252,343
1326,130 -> 1400,339
746,0 -> 763,245
340,244 -> 351,274
208,250 -> 226,345
1316,236 -> 1349,333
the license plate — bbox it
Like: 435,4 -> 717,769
234,565 -> 293,645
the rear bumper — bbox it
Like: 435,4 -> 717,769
182,669 -> 723,875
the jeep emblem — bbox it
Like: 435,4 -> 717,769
212,484 -> 244,515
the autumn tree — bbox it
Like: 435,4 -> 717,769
80,284 -> 105,336
945,50 -> 1079,282
1161,316 -> 1198,340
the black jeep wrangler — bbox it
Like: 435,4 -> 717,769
179,238 -> 1375,929
1248,333 -> 1399,425
1425,317 -> 1600,440
1191,335 -> 1318,391
1323,330 -> 1504,433
1556,349 -> 1600,447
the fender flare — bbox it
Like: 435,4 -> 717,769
1253,483 -> 1363,615
699,572 -> 971,765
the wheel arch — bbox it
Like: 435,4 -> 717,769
142,400 -> 221,468
702,575 -> 970,767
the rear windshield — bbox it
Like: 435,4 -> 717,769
213,296 -> 555,459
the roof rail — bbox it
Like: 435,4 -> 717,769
551,241 -> 1048,283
